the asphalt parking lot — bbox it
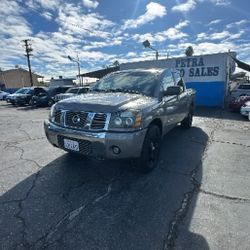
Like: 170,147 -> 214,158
0,102 -> 250,250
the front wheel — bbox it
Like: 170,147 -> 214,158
137,125 -> 161,173
48,99 -> 54,107
181,108 -> 193,129
29,99 -> 34,106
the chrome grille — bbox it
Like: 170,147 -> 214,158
52,108 -> 108,130
65,111 -> 88,128
91,113 -> 107,129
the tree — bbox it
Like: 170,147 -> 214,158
185,46 -> 194,57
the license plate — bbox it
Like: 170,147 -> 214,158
64,139 -> 79,151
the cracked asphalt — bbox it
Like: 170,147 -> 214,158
0,102 -> 250,250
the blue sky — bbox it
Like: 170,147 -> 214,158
0,0 -> 249,79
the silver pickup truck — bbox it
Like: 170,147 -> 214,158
44,69 -> 196,172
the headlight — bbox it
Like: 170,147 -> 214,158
109,110 -> 142,130
49,104 -> 56,120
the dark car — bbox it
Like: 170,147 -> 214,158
229,95 -> 250,112
6,87 -> 31,104
54,86 -> 90,102
0,90 -> 10,100
31,86 -> 71,107
13,87 -> 47,106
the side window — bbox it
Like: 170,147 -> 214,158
78,88 -> 88,94
161,70 -> 175,91
239,85 -> 250,89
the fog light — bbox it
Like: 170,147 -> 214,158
112,146 -> 121,154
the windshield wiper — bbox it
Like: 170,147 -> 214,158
108,88 -> 144,95
92,88 -> 145,95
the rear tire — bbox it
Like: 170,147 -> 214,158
136,125 -> 161,173
181,108 -> 193,129
48,99 -> 54,107
29,99 -> 34,106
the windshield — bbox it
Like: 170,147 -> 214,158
92,72 -> 157,97
66,88 -> 79,94
15,88 -> 29,94
26,89 -> 35,94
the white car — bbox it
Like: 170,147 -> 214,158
0,90 -> 10,100
240,101 -> 250,120
231,83 -> 250,99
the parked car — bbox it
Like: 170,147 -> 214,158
0,90 -> 10,100
240,101 -> 250,120
31,86 -> 71,107
230,83 -> 250,99
229,95 -> 250,112
13,87 -> 47,106
54,86 -> 89,102
44,69 -> 196,173
6,88 -> 30,104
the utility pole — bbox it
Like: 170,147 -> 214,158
23,39 -> 33,86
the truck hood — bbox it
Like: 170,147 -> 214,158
55,92 -> 158,113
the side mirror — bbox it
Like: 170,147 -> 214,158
164,86 -> 182,96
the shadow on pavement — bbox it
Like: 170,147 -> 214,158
0,126 -> 209,250
0,102 -> 50,111
195,106 -> 246,121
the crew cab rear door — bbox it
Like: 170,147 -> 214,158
159,69 -> 179,131
172,71 -> 189,121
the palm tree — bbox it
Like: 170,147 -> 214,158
185,46 -> 194,57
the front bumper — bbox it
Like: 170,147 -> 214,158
44,120 -> 147,159
240,108 -> 250,116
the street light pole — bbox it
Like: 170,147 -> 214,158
142,40 -> 159,60
68,55 -> 82,85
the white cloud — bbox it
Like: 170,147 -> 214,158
226,19 -> 248,29
132,20 -> 189,43
211,0 -> 231,6
175,20 -> 190,29
56,4 -> 115,39
197,30 -> 244,41
0,0 -> 23,15
207,19 -> 222,26
209,31 -> 231,40
82,0 -> 99,9
162,28 -> 188,40
172,0 -> 196,13
127,52 -> 137,58
39,0 -> 61,10
25,0 -> 61,11
83,40 -> 122,50
41,11 -> 53,20
123,2 -> 166,30
0,16 -> 32,37
177,42 -> 235,55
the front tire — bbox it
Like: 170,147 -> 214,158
48,99 -> 54,107
181,108 -> 193,129
137,125 -> 161,173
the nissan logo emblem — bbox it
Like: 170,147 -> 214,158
72,114 -> 81,124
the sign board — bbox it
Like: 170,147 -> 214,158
120,52 -> 236,83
